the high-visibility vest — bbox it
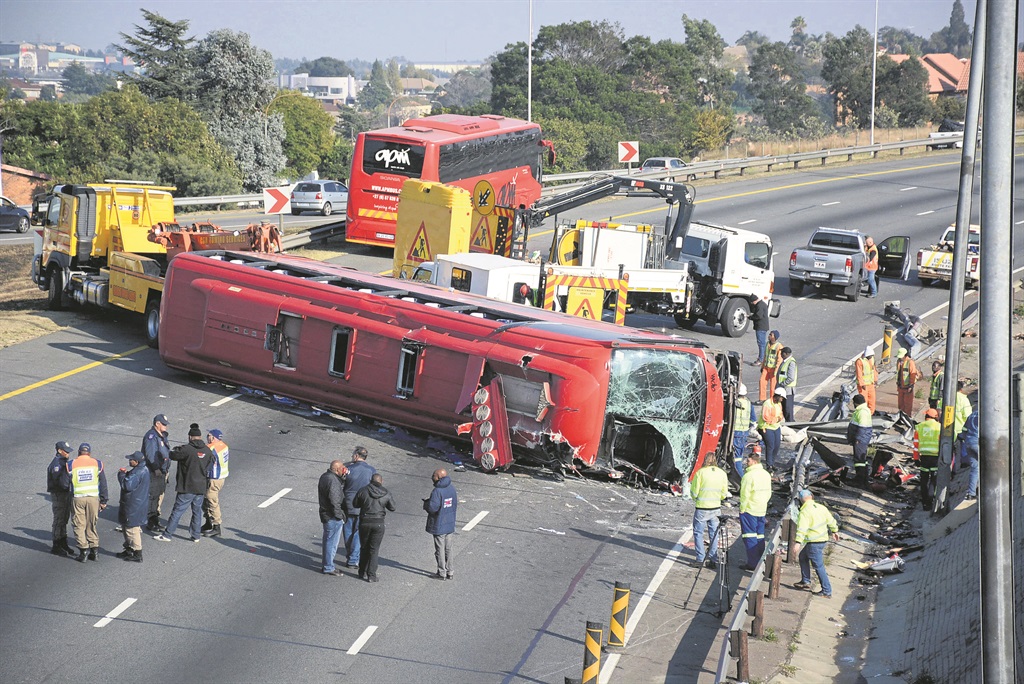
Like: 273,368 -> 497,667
865,245 -> 879,271
897,357 -> 918,389
954,393 -> 972,437
778,357 -> 798,387
690,465 -> 729,509
759,400 -> 784,430
856,357 -> 875,385
851,404 -> 872,428
209,443 -> 230,479
69,455 -> 101,498
930,371 -> 944,401
795,500 -> 838,543
739,463 -> 772,516
764,342 -> 782,370
914,420 -> 941,458
734,397 -> 751,432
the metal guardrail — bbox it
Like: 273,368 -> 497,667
279,220 -> 346,250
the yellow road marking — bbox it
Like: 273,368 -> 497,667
0,345 -> 149,402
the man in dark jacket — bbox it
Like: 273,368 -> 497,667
154,423 -> 214,543
424,469 -> 457,580
47,440 -> 75,556
318,460 -> 348,575
116,451 -> 150,562
142,414 -> 171,532
341,446 -> 375,569
748,295 -> 770,366
353,473 -> 396,583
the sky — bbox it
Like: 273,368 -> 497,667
0,0 -> 992,65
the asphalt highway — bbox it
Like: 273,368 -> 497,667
1,150 -> 1021,683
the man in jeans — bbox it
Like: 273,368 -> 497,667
961,410 -> 980,501
424,468 -> 458,580
689,455 -> 729,570
154,423 -> 214,543
318,460 -> 348,575
748,295 -> 770,366
792,490 -> 840,598
342,446 -> 376,569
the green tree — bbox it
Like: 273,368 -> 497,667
399,64 -> 435,80
876,55 -> 931,126
747,42 -> 818,132
489,42 -> 529,118
269,90 -> 335,177
1017,75 -> 1024,112
62,62 -> 117,96
681,15 -> 735,109
318,138 -> 353,182
385,59 -> 403,95
358,60 -> 395,110
690,108 -> 733,155
735,31 -> 771,50
821,26 -> 875,127
115,9 -> 196,101
933,95 -> 967,122
789,16 -> 808,55
294,57 -> 353,77
436,66 -> 490,109
878,26 -> 928,55
929,0 -> 972,57
40,84 -> 58,101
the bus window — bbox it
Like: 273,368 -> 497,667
329,327 -> 352,377
397,342 -> 423,397
362,139 -> 425,178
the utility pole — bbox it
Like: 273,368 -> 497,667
869,0 -> 878,145
527,0 -> 533,122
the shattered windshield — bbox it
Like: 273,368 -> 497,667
607,348 -> 707,476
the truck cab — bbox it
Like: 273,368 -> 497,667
413,252 -> 545,305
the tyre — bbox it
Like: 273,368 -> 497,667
846,283 -> 861,302
919,276 -> 935,287
789,279 -> 805,297
291,209 -> 301,216
321,202 -> 333,217
16,216 -> 29,233
145,299 -> 161,349
719,298 -> 750,338
46,267 -> 64,311
673,312 -> 698,328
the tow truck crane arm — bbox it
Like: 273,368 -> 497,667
511,174 -> 696,262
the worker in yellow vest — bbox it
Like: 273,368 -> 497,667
739,448 -> 773,570
732,384 -> 756,478
792,490 -> 840,598
846,394 -> 873,487
66,443 -> 109,562
855,346 -> 877,413
759,330 -> 783,402
758,387 -> 786,471
689,454 -> 729,569
928,360 -> 944,410
914,408 -> 941,510
777,347 -> 798,422
895,348 -> 922,418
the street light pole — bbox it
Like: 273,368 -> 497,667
527,0 -> 533,122
869,0 -> 878,145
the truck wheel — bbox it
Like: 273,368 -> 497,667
918,276 -> 934,287
145,299 -> 161,349
16,216 -> 29,233
321,202 -> 333,217
46,267 -> 64,311
673,312 -> 698,328
719,298 -> 750,338
789,279 -> 805,297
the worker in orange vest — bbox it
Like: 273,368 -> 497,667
759,330 -> 783,403
66,443 -> 109,562
895,348 -> 923,418
758,388 -> 786,471
864,236 -> 879,298
855,346 -> 877,413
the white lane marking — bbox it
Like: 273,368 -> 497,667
1016,220 -> 1024,225
738,219 -> 757,225
821,201 -> 840,206
917,210 -> 935,216
347,625 -> 378,655
258,488 -> 292,508
210,393 -> 241,407
899,186 -> 918,191
599,529 -> 693,684
462,511 -> 489,531
94,598 -> 137,628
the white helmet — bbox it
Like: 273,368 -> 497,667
738,384 -> 748,396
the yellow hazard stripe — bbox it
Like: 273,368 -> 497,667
357,208 -> 398,220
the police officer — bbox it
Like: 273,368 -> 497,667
116,451 -> 150,562
67,443 -> 109,562
846,394 -> 873,487
690,455 -> 729,569
914,408 -> 941,510
143,414 -> 171,533
202,429 -> 229,538
47,440 -> 75,556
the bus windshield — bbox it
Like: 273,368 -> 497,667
362,138 -> 426,178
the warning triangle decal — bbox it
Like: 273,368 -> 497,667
470,217 -> 492,252
573,299 -> 596,319
407,222 -> 432,263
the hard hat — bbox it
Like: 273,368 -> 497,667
897,348 -> 907,358
925,408 -> 939,419
738,384 -> 748,396
774,387 -> 787,397
864,346 -> 875,356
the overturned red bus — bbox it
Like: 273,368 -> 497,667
158,251 -> 738,483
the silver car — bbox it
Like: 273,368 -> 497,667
290,180 -> 348,216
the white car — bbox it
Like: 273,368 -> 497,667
290,180 -> 348,216
639,157 -> 694,181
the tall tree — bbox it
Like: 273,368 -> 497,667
269,90 -> 335,177
876,56 -> 931,126
358,60 -> 395,110
294,57 -> 353,77
385,59 -> 403,95
489,42 -> 529,118
789,16 -> 808,55
437,66 -> 491,109
735,31 -> 770,50
681,15 -> 735,110
115,9 -> 196,101
929,0 -> 972,57
821,26 -> 875,127
62,63 -> 117,97
747,42 -> 818,132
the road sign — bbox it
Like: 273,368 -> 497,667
567,286 -> 602,320
617,141 -> 639,164
263,186 -> 292,215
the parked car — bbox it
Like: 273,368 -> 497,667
0,195 -> 30,233
290,180 -> 348,216
640,157 -> 694,181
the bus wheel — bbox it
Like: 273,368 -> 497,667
47,267 -> 64,311
145,299 -> 161,349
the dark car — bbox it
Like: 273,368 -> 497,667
290,180 -> 348,216
0,195 -> 30,233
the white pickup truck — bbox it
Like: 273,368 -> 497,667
917,224 -> 981,288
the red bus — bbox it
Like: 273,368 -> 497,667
345,114 -> 549,248
159,250 -> 738,484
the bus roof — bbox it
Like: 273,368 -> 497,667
365,114 -> 539,144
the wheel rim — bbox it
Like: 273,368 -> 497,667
322,203 -> 332,216
731,308 -> 748,331
147,307 -> 160,341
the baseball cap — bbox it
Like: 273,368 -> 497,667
154,414 -> 169,425
78,443 -> 91,454
771,329 -> 781,339
208,429 -> 224,440
798,489 -> 812,499
774,387 -> 787,397
56,440 -> 72,453
126,450 -> 144,462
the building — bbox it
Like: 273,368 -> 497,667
1,164 -> 51,205
277,74 -> 364,106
